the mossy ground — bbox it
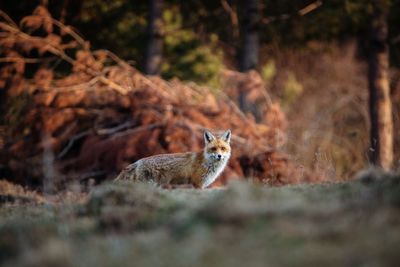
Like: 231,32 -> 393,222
1,173 -> 400,267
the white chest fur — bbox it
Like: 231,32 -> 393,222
201,157 -> 229,189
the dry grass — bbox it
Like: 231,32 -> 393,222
265,43 -> 372,180
0,169 -> 400,267
0,179 -> 44,204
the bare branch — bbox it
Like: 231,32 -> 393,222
261,0 -> 323,25
51,19 -> 86,48
95,121 -> 136,135
109,123 -> 165,140
98,76 -> 129,95
0,57 -> 43,63
298,0 -> 323,16
0,10 -> 18,28
57,130 -> 91,159
220,0 -> 240,38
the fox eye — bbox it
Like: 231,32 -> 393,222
211,147 -> 217,152
220,147 -> 226,152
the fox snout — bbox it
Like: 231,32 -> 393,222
215,153 -> 228,161
208,152 -> 228,162
211,153 -> 224,161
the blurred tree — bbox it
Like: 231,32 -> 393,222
239,0 -> 259,72
145,0 -> 163,75
238,0 -> 262,121
368,0 -> 393,170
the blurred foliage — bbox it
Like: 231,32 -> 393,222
261,59 -> 277,85
1,0 -> 400,79
161,8 -> 224,86
281,72 -> 303,109
74,0 -> 148,66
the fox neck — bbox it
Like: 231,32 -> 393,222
201,150 -> 230,188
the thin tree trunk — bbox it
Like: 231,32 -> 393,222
145,0 -> 163,75
239,0 -> 259,72
238,0 -> 261,121
368,0 -> 393,170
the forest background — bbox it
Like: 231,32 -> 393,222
1,1 -> 400,266
1,0 -> 400,188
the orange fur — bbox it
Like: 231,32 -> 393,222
115,130 -> 231,188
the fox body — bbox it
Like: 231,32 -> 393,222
115,130 -> 231,188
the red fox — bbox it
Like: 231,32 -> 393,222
115,130 -> 231,188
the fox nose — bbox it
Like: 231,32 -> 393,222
217,154 -> 222,159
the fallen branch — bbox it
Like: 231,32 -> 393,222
57,130 -> 91,159
0,10 -> 18,28
98,76 -> 130,95
0,57 -> 44,63
95,121 -> 136,135
109,123 -> 165,140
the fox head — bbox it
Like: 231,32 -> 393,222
203,129 -> 231,162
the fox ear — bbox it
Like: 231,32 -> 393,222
204,130 -> 215,143
221,129 -> 231,143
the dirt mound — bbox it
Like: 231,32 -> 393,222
0,6 -> 317,190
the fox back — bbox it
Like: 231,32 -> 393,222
115,130 -> 231,188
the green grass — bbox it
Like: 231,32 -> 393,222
1,173 -> 400,267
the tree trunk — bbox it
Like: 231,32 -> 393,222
144,0 -> 163,75
238,0 -> 261,121
239,0 -> 259,72
368,0 -> 393,170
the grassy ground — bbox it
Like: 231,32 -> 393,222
1,170 -> 400,267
